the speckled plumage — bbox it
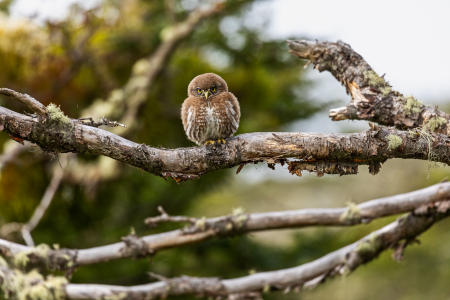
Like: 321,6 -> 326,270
181,73 -> 240,145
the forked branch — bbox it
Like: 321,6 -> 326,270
288,40 -> 450,135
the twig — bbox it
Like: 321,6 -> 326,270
0,158 -> 66,245
145,206 -> 198,228
20,162 -> 65,246
77,117 -> 126,128
0,141 -> 25,173
0,88 -> 47,117
0,183 -> 448,269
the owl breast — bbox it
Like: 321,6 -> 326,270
204,106 -> 222,138
181,92 -> 240,145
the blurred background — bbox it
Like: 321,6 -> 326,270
0,0 -> 449,299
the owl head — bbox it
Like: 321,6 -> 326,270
187,73 -> 228,100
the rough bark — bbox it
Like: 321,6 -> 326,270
0,103 -> 448,181
288,40 -> 450,135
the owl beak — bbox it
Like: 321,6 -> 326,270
203,90 -> 209,100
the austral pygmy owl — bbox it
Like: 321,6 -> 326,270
181,73 -> 240,145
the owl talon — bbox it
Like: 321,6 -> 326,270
218,138 -> 226,144
204,140 -> 215,145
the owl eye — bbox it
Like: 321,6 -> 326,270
196,89 -> 202,95
211,87 -> 216,93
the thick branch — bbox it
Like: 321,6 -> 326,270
0,99 -> 448,180
0,183 -> 448,270
64,201 -> 450,299
288,40 -> 450,135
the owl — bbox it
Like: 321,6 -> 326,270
181,73 -> 240,145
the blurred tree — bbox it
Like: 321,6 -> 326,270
0,0 -> 323,290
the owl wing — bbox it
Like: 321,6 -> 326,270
181,97 -> 201,144
223,92 -> 240,134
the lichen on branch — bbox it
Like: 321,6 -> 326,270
288,40 -> 450,135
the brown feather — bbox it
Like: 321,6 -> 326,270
181,73 -> 240,145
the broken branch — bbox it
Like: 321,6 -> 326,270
288,40 -> 450,135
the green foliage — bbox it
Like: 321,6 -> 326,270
0,0 -> 13,13
0,0 -> 322,289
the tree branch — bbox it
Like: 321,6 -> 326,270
0,88 -> 47,117
21,161 -> 65,246
0,157 -> 66,245
288,40 -> 450,135
0,183 -> 447,270
0,99 -> 448,180
61,201 -> 449,299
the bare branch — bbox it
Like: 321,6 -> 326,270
77,117 -> 126,128
0,141 -> 25,173
288,40 -> 450,135
0,88 -> 47,117
145,206 -> 198,228
0,158 -> 66,245
0,183 -> 447,270
62,201 -> 450,299
20,162 -> 65,246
